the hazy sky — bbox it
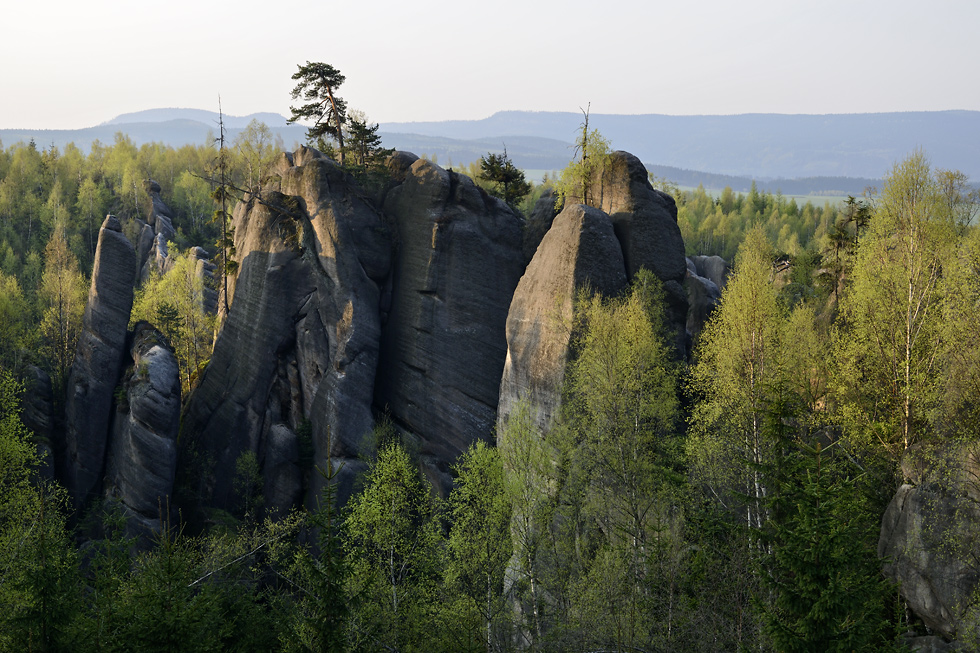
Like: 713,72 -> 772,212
3,0 -> 979,129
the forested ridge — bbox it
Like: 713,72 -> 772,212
1,117 -> 979,653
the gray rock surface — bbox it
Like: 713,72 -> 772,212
686,257 -> 723,345
188,246 -> 219,315
264,423 -> 303,518
879,446 -> 980,640
64,215 -> 137,509
179,147 -> 391,515
378,157 -> 525,477
497,203 -> 627,437
20,365 -> 55,480
599,151 -> 689,352
139,180 -> 177,282
105,324 -> 181,535
522,190 -> 558,264
690,254 -> 730,291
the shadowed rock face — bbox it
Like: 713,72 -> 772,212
377,156 -> 526,479
63,215 -> 137,509
497,203 -> 628,436
179,147 -> 391,514
879,447 -> 980,640
105,323 -> 181,536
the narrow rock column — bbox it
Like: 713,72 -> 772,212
63,214 -> 137,510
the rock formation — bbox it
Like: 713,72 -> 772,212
522,190 -> 558,264
689,254 -> 730,291
377,155 -> 525,483
63,215 -> 137,509
138,180 -> 178,283
497,203 -> 628,435
20,365 -> 55,480
879,446 -> 980,641
686,257 -> 725,345
498,151 -> 691,440
179,147 -> 392,515
599,151 -> 689,353
104,323 -> 181,535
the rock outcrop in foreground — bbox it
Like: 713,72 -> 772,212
63,215 -> 138,510
879,446 -> 980,642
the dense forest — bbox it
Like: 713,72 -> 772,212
0,110 -> 979,653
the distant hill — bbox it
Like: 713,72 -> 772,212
3,108 -> 975,194
0,109 -> 308,153
381,110 -> 980,182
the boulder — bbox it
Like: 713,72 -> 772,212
879,446 -> 980,640
105,323 -> 181,535
378,157 -> 525,481
179,147 -> 391,516
63,215 -> 137,509
497,203 -> 627,436
690,254 -> 730,291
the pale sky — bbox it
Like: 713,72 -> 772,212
2,0 -> 979,129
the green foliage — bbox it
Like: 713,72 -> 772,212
0,370 -> 82,652
343,440 -> 443,651
131,246 -> 216,394
553,108 -> 612,210
676,182 -> 842,262
760,433 -> 902,652
688,226 -> 783,529
478,150 -> 531,209
445,441 -> 512,650
279,458 -> 348,653
289,62 -> 348,163
835,152 -> 961,466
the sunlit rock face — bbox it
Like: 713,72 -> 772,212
377,155 -> 526,487
179,147 -> 392,515
599,151 -> 689,354
63,214 -> 137,510
497,151 -> 691,443
497,203 -> 628,438
105,323 -> 181,537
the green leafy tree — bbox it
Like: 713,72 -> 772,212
478,150 -> 531,209
446,441 -> 513,652
760,431 -> 901,652
835,152 -> 960,468
548,272 -> 685,651
131,247 -> 216,394
0,370 -> 81,653
280,456 -> 348,653
497,398 -> 551,647
289,62 -> 348,165
0,271 -> 28,370
343,441 -> 443,651
688,226 -> 783,530
233,119 -> 279,190
38,229 -> 88,396
553,106 -> 612,210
